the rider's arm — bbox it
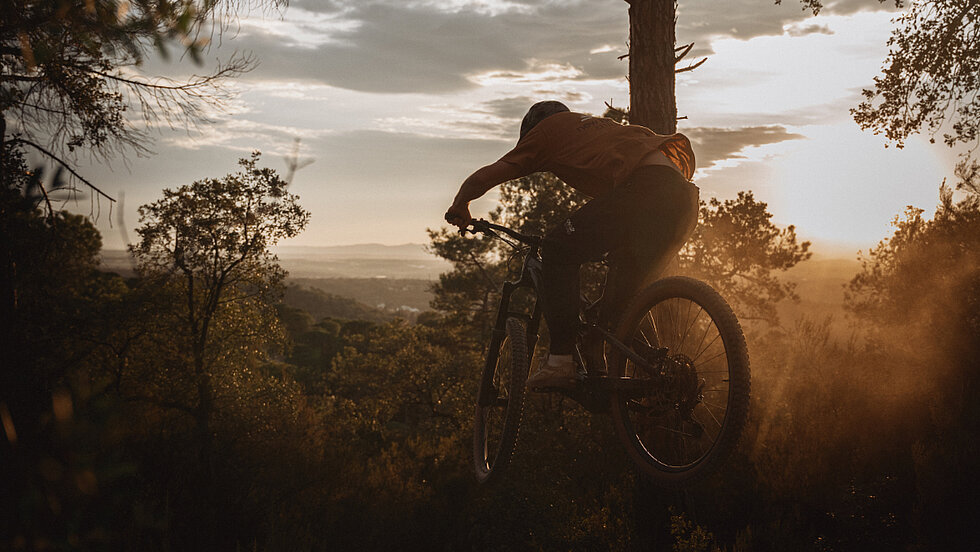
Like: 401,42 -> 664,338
453,161 -> 525,206
446,161 -> 526,227
447,128 -> 550,227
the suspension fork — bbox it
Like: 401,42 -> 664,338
479,247 -> 543,400
478,277 -> 539,403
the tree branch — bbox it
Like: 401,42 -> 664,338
6,138 -> 115,202
675,58 -> 707,74
0,74 -> 44,82
674,42 -> 694,63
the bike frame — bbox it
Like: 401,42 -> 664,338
471,220 -> 660,413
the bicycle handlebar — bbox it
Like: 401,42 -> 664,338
464,219 -> 541,246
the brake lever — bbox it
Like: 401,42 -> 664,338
463,219 -> 490,236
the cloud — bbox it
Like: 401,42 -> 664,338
480,96 -> 536,120
234,0 -> 903,95
677,0 -> 898,56
288,0 -> 347,14
818,0 -> 905,17
786,23 -> 834,37
685,125 -> 806,169
380,94 -> 601,142
216,0 -> 628,93
137,0 -> 903,99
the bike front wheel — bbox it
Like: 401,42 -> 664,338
473,316 -> 530,483
608,277 -> 750,486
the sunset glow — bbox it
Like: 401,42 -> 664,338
71,1 -> 961,255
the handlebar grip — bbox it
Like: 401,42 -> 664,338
469,219 -> 491,232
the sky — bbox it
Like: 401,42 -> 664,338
65,0 -> 966,257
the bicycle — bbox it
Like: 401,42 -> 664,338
468,219 -> 750,487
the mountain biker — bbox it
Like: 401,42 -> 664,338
445,100 -> 699,390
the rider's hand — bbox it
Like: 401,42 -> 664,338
445,201 -> 472,229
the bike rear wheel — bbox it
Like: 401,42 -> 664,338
473,316 -> 530,483
608,277 -> 750,486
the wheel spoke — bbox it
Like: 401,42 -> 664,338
610,280 -> 749,479
653,424 -> 700,438
690,411 -> 714,442
699,402 -> 723,428
701,399 -> 727,410
665,299 -> 678,350
695,349 -> 727,366
693,333 -> 722,363
645,311 -> 660,346
692,316 -> 716,360
678,305 -> 703,353
639,326 -> 653,349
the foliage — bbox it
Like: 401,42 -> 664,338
329,321 -> 475,455
842,171 -> 980,547
0,144 -> 107,394
847,166 -> 980,342
283,284 -> 394,324
494,171 -> 591,236
778,2 -> 978,159
0,0 -> 274,201
679,191 -> 812,325
5,153 -> 979,548
85,153 -> 315,548
427,221 -> 510,343
0,149 -> 136,547
128,153 -> 308,435
784,0 -> 905,16
851,0 -> 980,153
670,508 -> 721,552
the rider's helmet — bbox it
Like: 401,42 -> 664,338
519,100 -> 569,141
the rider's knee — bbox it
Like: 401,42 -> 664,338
540,236 -> 576,267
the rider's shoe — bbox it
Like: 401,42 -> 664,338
527,354 -> 584,391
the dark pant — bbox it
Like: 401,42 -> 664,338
539,165 -> 699,354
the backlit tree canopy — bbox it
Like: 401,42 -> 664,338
794,0 -> 979,152
131,152 -> 308,449
852,0 -> 980,152
0,0 -> 277,200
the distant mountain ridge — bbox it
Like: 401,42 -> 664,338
101,243 -> 451,280
272,243 -> 435,260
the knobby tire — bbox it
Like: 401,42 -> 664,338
609,276 -> 750,487
473,316 -> 530,484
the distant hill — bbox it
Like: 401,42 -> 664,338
100,243 -> 452,280
292,278 -> 432,314
272,243 -> 450,279
101,243 -> 863,329
282,285 -> 395,323
99,250 -> 136,277
273,243 -> 436,260
97,246 -> 439,322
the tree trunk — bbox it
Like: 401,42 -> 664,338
1,114 -> 7,183
627,0 -> 677,134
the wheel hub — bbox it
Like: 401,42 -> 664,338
668,354 -> 702,414
643,353 -> 701,416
